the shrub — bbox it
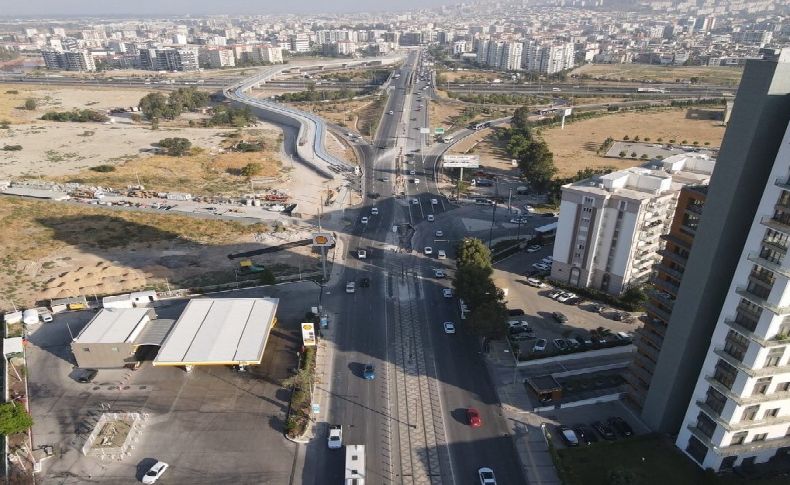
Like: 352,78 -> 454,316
623,135 -> 630,141
90,164 -> 115,172
24,98 -> 36,110
0,402 -> 33,435
158,137 -> 191,156
618,151 -> 626,158
5,90 -> 18,94
240,162 -> 263,176
41,109 -> 108,123
2,145 -> 22,151
630,152 -> 637,158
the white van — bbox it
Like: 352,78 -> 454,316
22,309 -> 39,325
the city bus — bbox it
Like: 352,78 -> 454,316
345,444 -> 366,485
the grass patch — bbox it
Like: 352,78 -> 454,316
557,434 -> 788,485
284,346 -> 317,439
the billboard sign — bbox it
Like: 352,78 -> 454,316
443,154 -> 480,168
312,232 -> 335,247
564,108 -> 573,117
420,127 -> 430,134
434,127 -> 445,135
301,322 -> 316,347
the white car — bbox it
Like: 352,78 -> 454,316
437,250 -> 447,260
412,199 -> 420,205
478,467 -> 497,485
387,110 -> 394,115
532,339 -> 547,352
142,461 -> 169,484
435,230 -> 444,237
327,425 -> 343,449
431,198 -> 438,205
443,321 -> 456,334
557,292 -> 577,303
371,207 -> 379,215
434,269 -> 446,278
526,278 -> 545,288
346,282 -> 356,293
526,245 -> 542,253
424,246 -> 433,255
40,311 -> 53,323
532,262 -> 550,271
427,215 -> 435,222
541,256 -> 554,265
409,170 -> 416,175
442,288 -> 454,298
361,216 -> 369,224
358,249 -> 367,259
413,178 -> 420,185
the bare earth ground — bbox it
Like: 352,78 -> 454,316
449,108 -> 726,178
0,195 -> 323,309
571,64 -> 744,86
439,70 -> 504,83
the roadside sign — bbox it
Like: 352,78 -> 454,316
312,403 -> 320,414
443,154 -> 480,168
312,232 -> 335,247
434,127 -> 445,135
301,322 -> 316,347
420,127 -> 430,134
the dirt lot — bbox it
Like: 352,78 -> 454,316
571,64 -> 744,86
430,99 -> 511,133
0,195 -> 323,309
447,107 -> 726,178
439,69 -> 503,83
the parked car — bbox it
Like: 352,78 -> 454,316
467,408 -> 482,428
424,246 -> 433,255
508,308 -> 526,316
361,216 -> 369,224
76,368 -> 98,383
412,198 -> 420,205
541,256 -> 554,265
435,230 -> 444,237
437,250 -> 447,259
573,425 -> 597,445
442,288 -> 454,298
346,282 -> 356,293
526,245 -> 542,253
427,215 -> 435,222
553,339 -> 568,351
478,467 -> 497,485
532,339 -> 547,352
557,292 -> 577,303
592,420 -> 616,440
358,249 -> 367,259
443,321 -> 456,334
431,198 -> 438,205
434,269 -> 446,278
142,461 -> 169,484
589,303 -> 605,314
548,290 -> 564,299
557,425 -> 579,447
552,312 -> 568,323
526,278 -> 545,288
327,425 -> 343,449
532,262 -> 550,271
371,207 -> 379,215
608,417 -> 634,437
363,364 -> 376,380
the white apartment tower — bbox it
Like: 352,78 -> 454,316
551,154 -> 715,295
501,42 -> 523,71
676,121 -> 790,471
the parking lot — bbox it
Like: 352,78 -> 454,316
26,282 -> 317,485
540,400 -> 651,450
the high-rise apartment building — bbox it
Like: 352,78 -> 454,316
501,42 -> 523,71
640,50 -> 790,442
522,40 -> 575,74
40,49 -> 96,71
626,185 -> 707,409
289,34 -> 310,53
551,154 -> 715,296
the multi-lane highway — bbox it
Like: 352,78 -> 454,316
307,49 -> 526,485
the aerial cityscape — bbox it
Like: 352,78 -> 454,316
1,0 -> 790,483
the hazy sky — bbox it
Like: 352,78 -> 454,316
4,0 -> 448,16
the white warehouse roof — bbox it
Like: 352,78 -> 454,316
153,298 -> 279,367
73,308 -> 151,344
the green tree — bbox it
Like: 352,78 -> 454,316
0,402 -> 33,435
24,98 -> 36,110
138,92 -> 173,120
158,137 -> 192,156
241,162 -> 263,176
519,140 -> 557,191
511,106 -> 531,132
456,238 -> 493,270
467,300 -> 508,338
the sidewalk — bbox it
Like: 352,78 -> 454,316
485,340 -> 562,485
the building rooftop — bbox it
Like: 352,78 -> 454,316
74,308 -> 150,344
153,298 -> 279,366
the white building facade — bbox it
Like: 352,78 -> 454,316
676,122 -> 790,471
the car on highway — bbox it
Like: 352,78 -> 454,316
346,282 -> 356,293
532,262 -> 550,271
467,408 -> 482,428
412,199 -> 420,205
371,207 -> 379,215
553,338 -> 568,351
387,110 -> 394,115
526,278 -> 544,288
437,250 -> 447,259
592,420 -> 617,440
532,339 -> 547,352
552,311 -> 568,323
142,461 -> 169,484
434,269 -> 446,278
526,245 -> 542,253
442,288 -> 454,298
363,364 -> 375,380
424,246 -> 433,255
413,178 -> 420,184
361,216 -> 369,224
443,322 -> 456,334
431,198 -> 438,205
608,417 -> 634,437
478,467 -> 497,485
409,170 -> 416,175
573,425 -> 598,445
328,425 -> 343,449
435,230 -> 444,237
557,426 -> 580,447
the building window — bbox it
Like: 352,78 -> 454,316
730,432 -> 748,445
754,377 -> 772,395
696,412 -> 717,438
685,436 -> 708,464
779,382 -> 790,393
763,228 -> 789,251
765,408 -> 780,418
765,348 -> 785,368
713,359 -> 737,390
704,387 -> 727,415
619,201 -> 628,211
742,405 -> 759,422
720,456 -> 737,471
760,245 -> 785,264
723,330 -> 749,361
753,433 -> 768,442
583,196 -> 594,205
746,279 -> 772,299
82,348 -> 90,352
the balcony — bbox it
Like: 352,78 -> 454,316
636,328 -> 664,350
686,203 -> 704,216
644,300 -> 673,323
747,252 -> 790,279
653,276 -> 680,296
761,215 -> 790,235
718,433 -> 790,457
712,348 -> 753,376
628,362 -> 654,385
662,233 -> 692,250
638,340 -> 661,363
775,177 -> 790,191
762,238 -> 789,254
657,248 -> 688,267
734,287 -> 790,315
696,400 -> 725,421
656,263 -> 684,282
727,413 -> 790,432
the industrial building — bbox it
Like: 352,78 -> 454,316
550,153 -> 715,295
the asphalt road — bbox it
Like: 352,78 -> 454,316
307,49 -> 526,485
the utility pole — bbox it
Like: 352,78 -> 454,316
507,188 -> 513,214
488,201 -> 497,249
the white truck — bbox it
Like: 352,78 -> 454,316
345,445 -> 366,485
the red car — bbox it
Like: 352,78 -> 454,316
467,408 -> 482,428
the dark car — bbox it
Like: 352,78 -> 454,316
608,417 -> 633,437
573,425 -> 598,445
552,312 -> 568,323
359,277 -> 370,288
363,364 -> 375,380
76,368 -> 98,383
556,425 -> 579,447
592,420 -> 616,440
507,309 -> 526,316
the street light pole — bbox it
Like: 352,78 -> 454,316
488,201 -> 497,249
